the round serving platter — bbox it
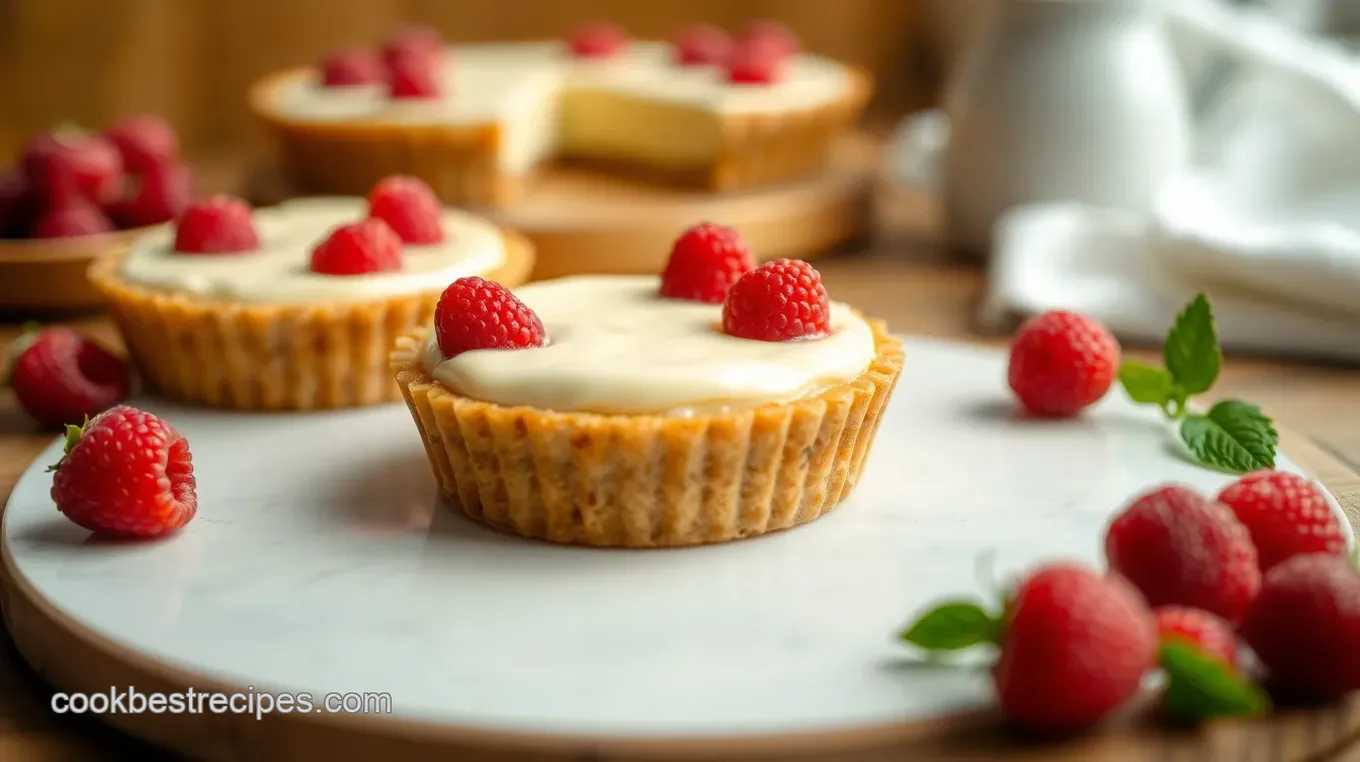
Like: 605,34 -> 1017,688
2,336 -> 1355,761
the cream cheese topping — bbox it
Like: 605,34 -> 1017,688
421,275 -> 878,415
118,197 -> 507,303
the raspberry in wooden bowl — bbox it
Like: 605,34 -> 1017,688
0,117 -> 196,313
389,222 -> 904,547
89,177 -> 535,411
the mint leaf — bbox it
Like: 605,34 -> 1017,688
899,600 -> 1000,651
1180,399 -> 1278,473
1163,294 -> 1221,396
1159,641 -> 1269,723
1118,360 -> 1176,406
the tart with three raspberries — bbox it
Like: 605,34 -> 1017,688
88,176 -> 534,410
390,222 -> 903,547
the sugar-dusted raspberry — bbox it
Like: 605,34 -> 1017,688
103,114 -> 179,174
726,41 -> 784,85
108,160 -> 196,229
435,276 -> 545,359
737,19 -> 802,58
722,258 -> 830,341
310,218 -> 403,275
22,128 -> 124,204
388,46 -> 441,99
568,20 -> 628,59
368,175 -> 444,244
673,24 -> 734,66
322,46 -> 386,87
658,222 -> 753,303
29,196 -> 115,238
174,195 -> 259,254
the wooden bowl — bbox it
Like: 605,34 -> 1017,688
0,226 -> 160,314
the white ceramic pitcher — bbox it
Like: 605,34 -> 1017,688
906,0 -> 1193,254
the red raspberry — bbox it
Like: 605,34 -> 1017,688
568,20 -> 628,59
0,169 -> 37,238
6,326 -> 129,428
1104,484 -> 1261,623
29,196 -> 115,239
722,259 -> 830,341
382,23 -> 444,69
726,41 -> 783,85
22,129 -> 124,204
1007,310 -> 1120,417
673,24 -> 734,66
49,406 -> 196,538
388,47 -> 441,100
310,218 -> 403,275
368,175 -> 444,244
1216,470 -> 1346,573
993,563 -> 1156,730
435,277 -> 545,359
322,46 -> 386,87
174,195 -> 259,254
108,160 -> 196,229
1154,606 -> 1239,670
1241,553 -> 1360,701
658,222 -> 754,304
737,20 -> 801,57
103,115 -> 179,174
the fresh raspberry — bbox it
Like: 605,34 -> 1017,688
382,23 -> 444,69
726,41 -> 783,85
6,326 -> 129,428
107,160 -> 196,229
673,24 -> 734,66
321,46 -> 386,87
722,259 -> 830,341
1104,484 -> 1261,623
1216,470 -> 1347,573
368,175 -> 444,244
1241,553 -> 1360,701
0,170 -> 37,239
388,47 -> 441,99
22,129 -> 124,204
103,115 -> 179,174
434,277 -> 545,359
1006,310 -> 1120,417
29,196 -> 115,239
658,222 -> 754,303
174,195 -> 259,254
993,563 -> 1156,730
737,20 -> 802,58
310,218 -> 403,275
49,405 -> 197,538
568,20 -> 628,59
1154,606 -> 1239,671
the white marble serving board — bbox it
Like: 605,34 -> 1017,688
1,337 -> 1346,740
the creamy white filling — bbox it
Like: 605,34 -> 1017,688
420,275 -> 878,415
118,198 -> 507,303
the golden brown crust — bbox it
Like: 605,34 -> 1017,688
87,230 -> 535,411
390,318 -> 903,547
248,65 -> 874,207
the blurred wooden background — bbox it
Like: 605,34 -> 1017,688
0,0 -> 950,160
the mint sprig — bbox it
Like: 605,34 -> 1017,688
1159,641 -> 1270,724
899,600 -> 1002,651
1116,293 -> 1277,474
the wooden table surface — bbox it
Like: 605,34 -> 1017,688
0,178 -> 1358,761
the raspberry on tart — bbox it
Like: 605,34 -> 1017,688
726,41 -> 784,85
568,20 -> 628,59
310,217 -> 404,275
22,128 -> 124,204
103,114 -> 179,174
388,46 -> 442,99
174,195 -> 259,254
434,276 -> 545,359
722,258 -> 830,341
382,23 -> 444,69
6,326 -> 130,427
368,175 -> 445,244
322,46 -> 386,87
673,24 -> 734,66
108,160 -> 196,229
658,221 -> 753,303
30,196 -> 114,239
737,20 -> 802,58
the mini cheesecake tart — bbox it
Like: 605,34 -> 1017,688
249,23 -> 872,206
90,184 -> 534,410
391,226 -> 903,547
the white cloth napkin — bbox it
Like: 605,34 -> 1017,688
975,0 -> 1360,363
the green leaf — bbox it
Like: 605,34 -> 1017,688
1180,399 -> 1278,473
898,600 -> 1000,651
1159,641 -> 1270,723
1163,293 -> 1222,396
1118,360 -> 1176,405
45,416 -> 90,473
